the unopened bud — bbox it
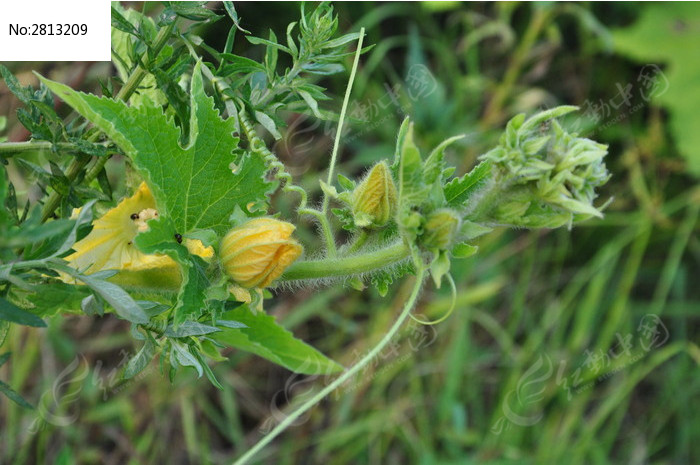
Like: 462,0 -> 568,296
421,209 -> 460,250
352,161 -> 397,228
220,218 -> 303,288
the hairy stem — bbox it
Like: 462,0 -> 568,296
281,240 -> 410,281
233,266 -> 425,465
40,21 -> 176,222
319,27 -> 365,257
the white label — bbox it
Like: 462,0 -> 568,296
0,0 -> 110,61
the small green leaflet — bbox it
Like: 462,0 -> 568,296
39,61 -> 275,237
396,120 -> 428,209
0,378 -> 33,409
443,160 -> 492,208
51,262 -> 149,324
123,339 -> 157,380
212,307 -> 344,375
0,297 -> 46,327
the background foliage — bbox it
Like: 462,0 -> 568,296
0,2 -> 698,464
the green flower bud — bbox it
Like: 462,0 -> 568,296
421,209 -> 460,250
352,161 -> 397,228
476,106 -> 610,227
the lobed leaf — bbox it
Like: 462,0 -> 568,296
443,161 -> 492,208
39,61 -> 275,237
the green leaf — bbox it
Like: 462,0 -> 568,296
444,161 -> 492,208
167,1 -> 221,21
124,339 -> 157,380
0,322 -> 8,349
0,65 -> 33,104
110,6 -> 137,35
337,173 -> 355,191
219,53 -> 267,75
298,89 -> 322,118
171,342 -> 203,377
0,297 -> 46,327
51,262 -> 149,324
183,229 -> 218,248
452,242 -> 478,259
254,110 -> 282,139
613,3 -> 700,176
134,217 -> 209,325
21,282 -> 89,318
164,321 -> 221,337
0,379 -> 33,409
49,199 -> 95,258
38,61 -> 275,236
212,306 -> 343,375
423,135 -> 464,185
223,2 -> 251,34
246,36 -> 291,54
110,5 -> 165,106
397,120 -> 428,208
81,294 -> 104,316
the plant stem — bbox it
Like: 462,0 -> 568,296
40,21 -> 176,222
233,266 -> 425,465
0,141 -> 113,157
281,240 -> 409,281
345,230 -> 368,255
322,27 -> 365,208
319,28 -> 365,257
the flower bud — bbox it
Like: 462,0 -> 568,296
421,209 -> 460,250
352,161 -> 397,228
220,218 -> 303,288
475,106 -> 610,228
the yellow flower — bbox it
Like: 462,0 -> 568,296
65,182 -> 213,279
220,218 -> 303,288
352,161 -> 397,228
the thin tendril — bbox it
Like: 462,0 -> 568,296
409,273 -> 457,325
321,27 -> 365,216
232,265 -> 425,465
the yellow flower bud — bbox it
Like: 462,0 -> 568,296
220,218 -> 303,288
421,209 -> 460,250
352,161 -> 397,228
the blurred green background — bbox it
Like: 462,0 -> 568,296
1,2 -> 699,464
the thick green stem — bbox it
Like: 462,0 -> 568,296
0,141 -> 113,157
233,266 -> 425,465
281,240 -> 410,281
39,21 -> 176,222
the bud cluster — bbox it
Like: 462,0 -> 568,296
476,106 -> 610,228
